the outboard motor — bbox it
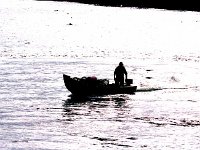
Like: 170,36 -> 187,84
125,79 -> 133,86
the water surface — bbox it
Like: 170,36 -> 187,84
1,0 -> 200,149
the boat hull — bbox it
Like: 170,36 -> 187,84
63,74 -> 137,95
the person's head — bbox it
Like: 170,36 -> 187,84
119,62 -> 123,66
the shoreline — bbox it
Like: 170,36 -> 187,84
37,0 -> 200,12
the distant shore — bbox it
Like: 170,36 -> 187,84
37,0 -> 200,12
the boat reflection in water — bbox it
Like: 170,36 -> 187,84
62,94 -> 131,123
64,94 -> 130,106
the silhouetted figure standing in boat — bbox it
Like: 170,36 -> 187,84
114,62 -> 127,86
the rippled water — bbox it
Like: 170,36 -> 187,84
1,0 -> 200,149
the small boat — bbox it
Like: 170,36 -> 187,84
63,74 -> 137,95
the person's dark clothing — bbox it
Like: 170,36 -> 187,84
114,64 -> 127,86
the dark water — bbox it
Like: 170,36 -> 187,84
1,0 -> 200,149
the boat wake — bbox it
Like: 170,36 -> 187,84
134,117 -> 200,127
136,87 -> 189,92
136,88 -> 162,92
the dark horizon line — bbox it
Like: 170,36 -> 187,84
36,0 -> 200,12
